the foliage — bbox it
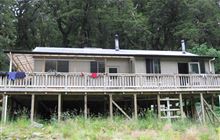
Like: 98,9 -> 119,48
1,116 -> 220,140
1,0 -> 220,50
189,43 -> 220,73
1,0 -> 220,69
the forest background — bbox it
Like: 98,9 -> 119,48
1,0 -> 220,72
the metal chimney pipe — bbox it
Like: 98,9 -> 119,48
181,40 -> 186,54
115,34 -> 119,51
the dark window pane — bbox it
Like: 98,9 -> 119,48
190,63 -> 199,74
154,59 -> 161,73
45,60 -> 56,72
98,61 -> 105,73
57,61 -> 69,72
109,68 -> 117,73
90,61 -> 97,73
146,58 -> 160,73
146,59 -> 152,73
200,61 -> 205,73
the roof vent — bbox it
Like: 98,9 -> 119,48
181,40 -> 186,54
115,34 -> 120,51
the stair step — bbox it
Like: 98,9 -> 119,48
161,116 -> 181,119
160,98 -> 179,101
161,108 -> 180,111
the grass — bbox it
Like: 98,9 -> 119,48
1,114 -> 220,140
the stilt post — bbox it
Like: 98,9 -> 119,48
179,93 -> 184,119
9,52 -> 13,72
30,94 -> 35,123
211,95 -> 215,121
157,94 -> 161,119
1,94 -> 5,122
58,94 -> 61,122
200,93 -> 205,123
133,94 -> 138,119
109,94 -> 113,120
2,94 -> 8,123
84,94 -> 87,119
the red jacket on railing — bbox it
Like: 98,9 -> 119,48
91,73 -> 98,78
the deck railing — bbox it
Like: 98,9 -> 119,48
0,72 -> 220,91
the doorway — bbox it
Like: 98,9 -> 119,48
178,63 -> 189,74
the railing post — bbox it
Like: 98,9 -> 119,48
25,73 -> 28,88
174,75 -> 177,88
122,75 -> 125,89
157,75 -> 160,89
104,74 -> 106,90
45,74 -> 48,89
84,74 -> 87,89
65,74 -> 68,90
189,75 -> 193,88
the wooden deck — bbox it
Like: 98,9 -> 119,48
1,72 -> 220,93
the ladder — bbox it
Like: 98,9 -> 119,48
159,97 -> 183,120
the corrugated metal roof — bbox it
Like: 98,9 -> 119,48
33,47 -> 198,57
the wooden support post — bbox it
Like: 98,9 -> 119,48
1,94 -> 5,122
30,94 -> 35,123
166,97 -> 171,121
133,94 -> 138,119
9,52 -> 13,72
211,95 -> 215,110
2,94 -> 8,123
211,95 -> 215,121
157,94 -> 161,119
84,94 -> 87,119
200,93 -> 205,123
58,94 -> 61,122
109,94 -> 113,119
179,93 -> 184,119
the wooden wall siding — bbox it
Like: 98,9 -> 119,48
1,73 -> 220,91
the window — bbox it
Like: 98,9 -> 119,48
189,62 -> 200,74
146,58 -> 161,73
90,61 -> 105,73
109,68 -> 118,79
109,68 -> 117,73
199,60 -> 205,73
45,60 -> 69,72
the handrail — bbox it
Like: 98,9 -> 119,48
0,72 -> 220,90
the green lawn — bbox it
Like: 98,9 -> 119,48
1,115 -> 220,140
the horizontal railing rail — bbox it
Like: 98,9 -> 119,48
1,72 -> 220,90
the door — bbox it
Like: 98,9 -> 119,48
178,63 -> 189,74
178,63 -> 189,86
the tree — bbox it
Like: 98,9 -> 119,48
0,0 -> 16,70
45,0 -> 81,47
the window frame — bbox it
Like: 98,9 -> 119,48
90,61 -> 105,73
188,62 -> 201,74
146,58 -> 161,74
45,60 -> 69,72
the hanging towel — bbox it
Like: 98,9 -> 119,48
16,72 -> 26,79
91,73 -> 98,78
8,72 -> 17,80
0,72 -> 7,77
8,72 -> 26,80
